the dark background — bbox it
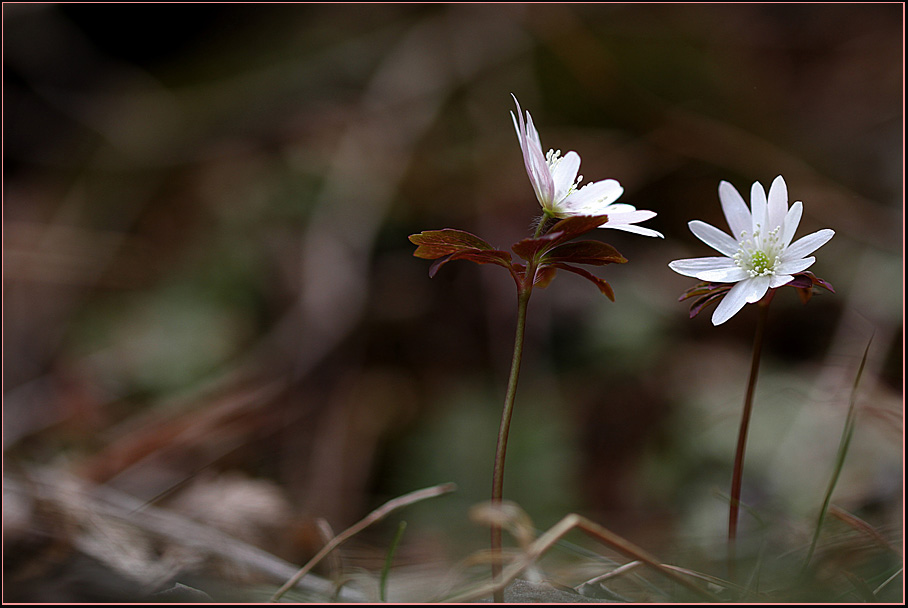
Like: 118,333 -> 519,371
4,3 -> 903,600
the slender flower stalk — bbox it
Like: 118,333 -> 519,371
669,175 -> 836,578
727,291 -> 772,578
489,219 -> 550,601
490,284 -> 532,601
412,96 -> 656,602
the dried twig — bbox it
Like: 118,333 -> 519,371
447,512 -> 719,602
270,482 -> 456,602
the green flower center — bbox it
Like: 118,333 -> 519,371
734,225 -> 782,278
749,250 -> 771,274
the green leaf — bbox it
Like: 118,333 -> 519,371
541,240 -> 626,266
550,263 -> 616,301
409,229 -> 496,259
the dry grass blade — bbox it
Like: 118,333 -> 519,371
576,559 -> 642,589
828,506 -> 899,554
269,482 -> 457,602
873,568 -> 902,596
660,563 -> 762,598
5,467 -> 365,602
314,518 -> 342,582
447,513 -> 719,602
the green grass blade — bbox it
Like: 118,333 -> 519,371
802,336 -> 873,572
380,520 -> 407,602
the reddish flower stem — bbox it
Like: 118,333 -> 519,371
728,291 -> 773,579
490,287 -> 531,602
489,215 -> 548,602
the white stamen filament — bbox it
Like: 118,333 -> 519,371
545,148 -> 583,195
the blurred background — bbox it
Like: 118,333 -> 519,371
4,3 -> 902,601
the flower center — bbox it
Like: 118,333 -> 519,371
733,225 -> 782,277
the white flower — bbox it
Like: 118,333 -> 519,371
669,175 -> 835,325
510,95 -> 662,237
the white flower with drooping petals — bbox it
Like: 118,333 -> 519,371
510,95 -> 662,238
669,175 -> 835,325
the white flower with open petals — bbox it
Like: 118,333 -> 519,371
669,175 -> 835,325
510,95 -> 662,237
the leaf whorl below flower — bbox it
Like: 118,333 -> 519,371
409,215 -> 626,299
679,271 -> 835,318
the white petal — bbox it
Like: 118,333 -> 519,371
688,220 -> 739,256
743,275 -> 771,303
593,205 -> 661,236
523,138 -> 554,208
600,209 -> 656,224
524,110 -> 544,155
782,229 -> 834,261
775,256 -> 815,275
511,110 -> 532,176
750,180 -> 768,234
697,266 -> 751,282
711,280 -> 753,325
769,274 -> 795,288
551,151 -> 581,203
767,175 -> 789,230
599,202 -> 636,214
600,223 -> 664,238
562,179 -> 623,212
511,110 -> 523,146
510,96 -> 532,168
511,98 -> 553,208
668,256 -> 738,278
780,201 -> 803,249
719,180 -> 751,237
529,155 -> 554,208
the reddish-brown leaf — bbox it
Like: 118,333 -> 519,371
786,271 -> 835,304
409,229 -> 496,259
787,271 -> 835,293
550,263 -> 616,301
533,266 -> 558,289
688,289 -> 731,319
679,281 -> 722,302
786,275 -> 813,290
542,240 -> 626,266
427,249 -> 513,278
512,215 -> 611,262
546,215 -> 610,247
812,275 -> 835,294
512,232 -> 562,262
